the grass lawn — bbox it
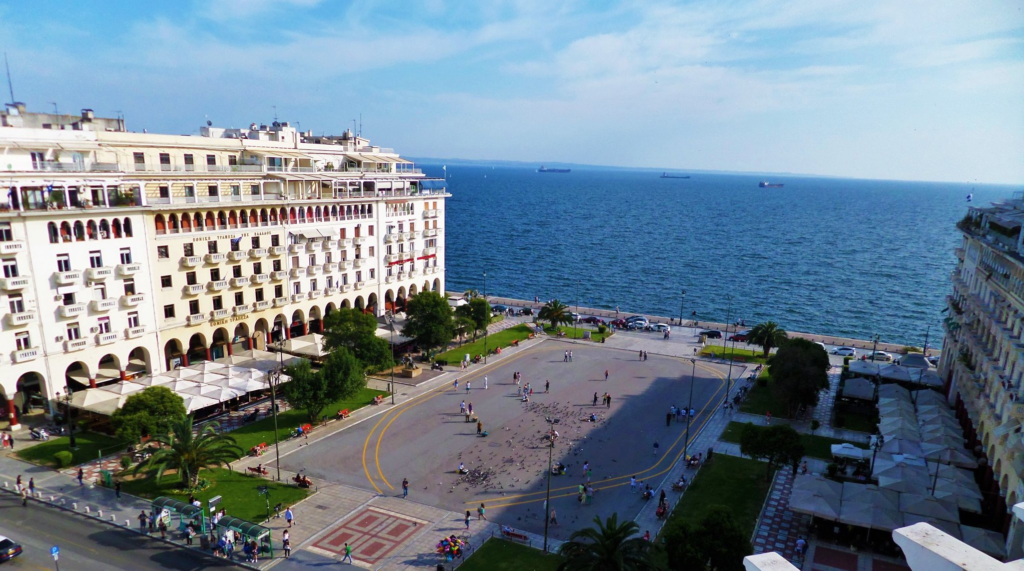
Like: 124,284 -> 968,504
835,410 -> 878,434
436,324 -> 536,362
700,345 -> 768,364
118,467 -> 309,523
668,454 -> 770,538
226,387 -> 387,452
737,373 -> 791,418
459,538 -> 562,571
719,421 -> 868,460
17,432 -> 125,468
543,324 -> 613,342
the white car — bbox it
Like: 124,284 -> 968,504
831,347 -> 856,357
653,323 -> 671,332
867,351 -> 893,362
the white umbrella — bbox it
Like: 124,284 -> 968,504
878,383 -> 911,400
920,415 -> 961,432
961,525 -> 1008,559
789,490 -> 842,520
841,377 -> 876,401
98,382 -> 144,396
912,390 -> 948,408
182,395 -> 219,413
921,443 -> 978,469
880,439 -> 923,457
841,482 -> 900,511
932,485 -> 983,513
929,463 -> 977,487
163,368 -> 201,380
850,361 -> 882,377
134,375 -> 176,387
880,425 -> 921,441
188,360 -> 228,373
879,365 -> 913,382
831,443 -> 869,461
900,493 -> 960,522
839,501 -> 904,532
794,474 -> 844,497
875,464 -> 931,492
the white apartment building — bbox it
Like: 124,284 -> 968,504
940,192 -> 1024,557
0,103 -> 447,428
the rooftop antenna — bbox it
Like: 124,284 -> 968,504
273,106 -> 278,122
358,113 -> 362,137
3,53 -> 13,103
49,101 -> 59,127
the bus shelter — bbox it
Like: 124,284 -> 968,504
151,496 -> 207,535
215,516 -> 273,558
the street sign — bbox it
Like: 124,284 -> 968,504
208,495 -> 222,514
51,545 -> 59,559
257,486 -> 269,495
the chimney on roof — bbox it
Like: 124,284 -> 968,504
81,109 -> 94,122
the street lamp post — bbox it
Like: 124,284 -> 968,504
724,295 -> 735,405
542,420 -> 555,553
269,340 -> 284,482
387,313 -> 396,405
871,334 -> 880,362
58,386 -> 77,450
483,272 -> 488,364
684,358 -> 696,461
678,290 -> 686,328
576,280 -> 580,338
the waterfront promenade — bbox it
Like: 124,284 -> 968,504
478,293 -> 939,356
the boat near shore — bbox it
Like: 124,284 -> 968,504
759,181 -> 784,188
538,165 -> 571,173
660,173 -> 690,179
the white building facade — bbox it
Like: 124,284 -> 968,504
0,103 -> 447,428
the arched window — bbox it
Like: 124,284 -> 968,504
193,213 -> 203,230
269,209 -> 278,224
112,218 -> 123,238
228,210 -> 238,228
73,220 -> 86,240
205,211 -> 215,229
86,220 -> 98,240
367,204 -> 373,215
60,222 -> 72,242
297,207 -> 306,222
306,206 -> 314,221
181,213 -> 192,232
154,215 -> 166,235
123,218 -> 133,237
217,211 -> 227,228
289,208 -> 297,224
47,222 -> 59,243
168,213 -> 179,233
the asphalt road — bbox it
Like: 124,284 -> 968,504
0,493 -> 235,570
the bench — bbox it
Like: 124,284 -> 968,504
501,529 -> 530,544
337,409 -> 350,419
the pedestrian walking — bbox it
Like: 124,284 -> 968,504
593,392 -> 599,406
564,350 -> 569,362
653,441 -> 660,455
478,503 -> 487,520
28,477 -> 35,497
569,351 -> 573,362
545,380 -> 549,393
283,530 -> 291,557
148,510 -> 156,533
630,476 -> 637,492
660,489 -> 666,505
341,542 -> 353,564
765,410 -> 772,425
6,433 -> 11,450
454,378 -> 459,390
401,477 -> 410,498
639,350 -> 643,361
465,510 -> 471,529
484,376 -> 488,389
606,394 -> 612,408
550,508 -> 558,525
15,475 -> 21,493
77,467 -> 84,486
159,517 -> 168,539
477,420 -> 483,435
285,506 -> 295,527
468,403 -> 473,415
115,480 -> 121,499
605,369 -> 609,381
466,381 -> 471,392
138,510 -> 148,532
460,400 -> 466,414
666,412 -> 673,427
689,407 -> 695,418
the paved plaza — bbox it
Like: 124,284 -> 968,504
281,342 -> 733,542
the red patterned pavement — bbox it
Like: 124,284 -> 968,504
752,464 -> 811,566
311,507 -> 426,565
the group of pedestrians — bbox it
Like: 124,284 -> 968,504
667,405 -> 697,425
638,350 -> 649,361
592,392 -> 612,408
563,350 -> 574,362
1,431 -> 14,449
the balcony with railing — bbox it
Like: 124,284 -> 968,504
121,293 -> 146,307
187,313 -> 208,325
64,338 -> 88,352
251,273 -> 270,284
90,298 -> 118,312
117,263 -> 141,277
271,271 -> 287,281
211,308 -> 230,319
308,290 -> 322,299
205,253 -> 226,264
340,284 -> 352,293
323,262 -> 338,273
273,296 -> 288,307
208,280 -> 228,291
306,266 -> 320,276
353,258 -> 366,268
126,326 -> 146,339
325,286 -> 338,296
181,256 -> 202,267
85,266 -> 113,281
0,275 -> 30,290
269,245 -> 287,256
12,347 -> 40,363
182,283 -> 205,295
233,305 -> 251,316
228,250 -> 246,261
96,331 -> 119,345
5,311 -> 36,326
255,300 -> 271,311
58,303 -> 87,318
291,293 -> 305,303
249,248 -> 267,259
0,241 -> 25,254
229,277 -> 248,288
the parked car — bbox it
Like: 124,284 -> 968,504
927,355 -> 940,366
491,304 -> 508,313
700,330 -> 723,339
625,315 -> 646,323
610,319 -> 627,328
831,347 -> 856,357
729,329 -> 752,342
0,536 -> 22,563
653,323 -> 671,332
569,312 -> 581,322
520,307 -> 534,316
867,351 -> 893,362
627,321 -> 646,330
582,316 -> 605,325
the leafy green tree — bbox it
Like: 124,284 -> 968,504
283,350 -> 365,422
452,315 -> 476,344
402,290 -> 454,356
539,299 -> 573,329
321,307 -> 394,372
111,386 -> 186,443
769,338 -> 831,417
468,297 -> 492,335
748,321 -> 789,358
739,423 -> 806,482
558,514 -> 659,571
663,506 -> 751,571
134,414 -> 243,491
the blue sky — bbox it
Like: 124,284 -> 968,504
2,0 -> 1022,183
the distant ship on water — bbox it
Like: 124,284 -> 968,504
538,165 -> 571,173
759,181 -> 784,188
661,173 -> 691,179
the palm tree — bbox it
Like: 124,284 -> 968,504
539,299 -> 573,329
748,321 -> 789,358
463,289 -> 480,300
558,514 -> 659,571
135,414 -> 244,491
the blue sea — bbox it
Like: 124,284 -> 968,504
423,164 -> 1018,347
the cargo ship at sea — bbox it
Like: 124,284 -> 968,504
538,165 -> 571,173
661,173 -> 690,179
759,181 -> 784,188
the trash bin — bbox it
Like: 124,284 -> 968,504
200,534 -> 210,550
